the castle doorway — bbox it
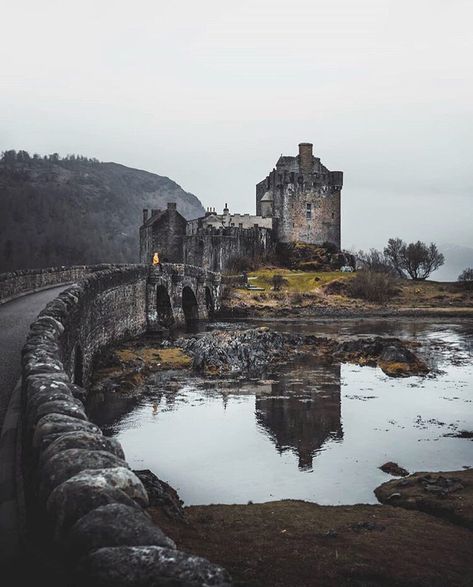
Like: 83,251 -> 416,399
156,285 -> 174,328
205,287 -> 214,319
182,286 -> 198,324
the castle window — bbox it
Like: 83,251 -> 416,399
254,223 -> 259,228
239,223 -> 243,228
331,213 -> 334,219
231,223 -> 235,226
306,203 -> 312,219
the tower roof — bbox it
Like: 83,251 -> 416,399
260,191 -> 273,202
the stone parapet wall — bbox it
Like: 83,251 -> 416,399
20,265 -> 231,585
0,264 -> 118,304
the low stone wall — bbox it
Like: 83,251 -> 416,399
0,264 -> 116,304
21,265 -> 231,586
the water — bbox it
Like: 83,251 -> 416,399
89,318 -> 473,506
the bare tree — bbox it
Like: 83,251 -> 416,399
357,248 -> 395,274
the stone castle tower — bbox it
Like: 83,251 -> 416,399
256,143 -> 343,248
140,141 -> 343,271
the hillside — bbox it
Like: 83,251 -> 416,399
0,152 -> 204,272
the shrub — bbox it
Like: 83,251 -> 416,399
270,274 -> 289,291
458,268 -> 473,290
322,241 -> 339,254
291,293 -> 303,305
347,270 -> 398,303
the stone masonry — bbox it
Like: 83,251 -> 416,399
140,142 -> 343,271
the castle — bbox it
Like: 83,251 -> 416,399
140,142 -> 343,272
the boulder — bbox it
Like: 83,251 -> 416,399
379,462 -> 409,477
178,327 -> 288,375
32,413 -> 102,452
47,469 -> 146,539
39,449 -> 129,501
40,431 -> 125,467
32,399 -> 87,427
375,469 -> 473,529
68,504 -> 175,555
134,469 -> 184,520
76,545 -> 232,586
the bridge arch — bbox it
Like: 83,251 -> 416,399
156,285 -> 174,328
182,286 -> 199,324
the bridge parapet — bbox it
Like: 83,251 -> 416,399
19,263 -> 230,585
0,264 -> 122,304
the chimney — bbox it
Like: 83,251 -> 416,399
167,202 -> 177,211
298,142 -> 313,173
143,209 -> 149,223
151,209 -> 159,217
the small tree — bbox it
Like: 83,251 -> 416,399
384,238 -> 444,280
401,241 -> 444,280
458,268 -> 473,290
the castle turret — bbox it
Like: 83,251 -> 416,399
256,141 -> 342,249
260,191 -> 273,218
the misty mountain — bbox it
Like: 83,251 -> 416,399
0,152 -> 204,272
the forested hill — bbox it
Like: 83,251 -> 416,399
0,151 -> 205,272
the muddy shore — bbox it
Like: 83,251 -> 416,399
148,482 -> 473,587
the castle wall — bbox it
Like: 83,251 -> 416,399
184,227 -> 274,272
276,185 -> 341,247
140,205 -> 187,264
187,212 -> 272,233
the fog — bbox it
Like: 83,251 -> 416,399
1,0 -> 472,257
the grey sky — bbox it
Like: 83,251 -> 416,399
1,0 -> 472,253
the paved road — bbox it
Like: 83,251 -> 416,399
0,286 -> 68,437
0,285 -> 69,565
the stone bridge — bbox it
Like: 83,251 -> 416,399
0,262 -> 230,585
147,263 -> 221,330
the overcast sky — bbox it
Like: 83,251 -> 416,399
1,0 -> 472,254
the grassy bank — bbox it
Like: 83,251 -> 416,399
222,269 -> 473,317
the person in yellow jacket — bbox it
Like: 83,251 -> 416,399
152,252 -> 162,271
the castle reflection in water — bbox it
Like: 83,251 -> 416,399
88,360 -> 343,474
255,363 -> 342,471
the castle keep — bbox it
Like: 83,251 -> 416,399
140,142 -> 343,272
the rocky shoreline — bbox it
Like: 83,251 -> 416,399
90,327 -> 431,394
